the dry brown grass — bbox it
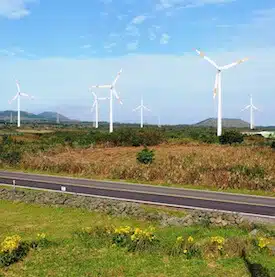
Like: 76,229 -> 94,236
21,144 -> 275,191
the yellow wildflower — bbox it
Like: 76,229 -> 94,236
183,249 -> 187,254
37,233 -> 46,239
258,237 -> 270,249
176,236 -> 183,243
188,236 -> 194,243
0,235 -> 21,253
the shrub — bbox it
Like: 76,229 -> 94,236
271,141 -> 275,149
136,147 -> 155,164
0,235 -> 29,268
112,226 -> 158,252
229,165 -> 265,179
170,236 -> 201,258
1,150 -> 21,165
219,130 -> 244,145
29,233 -> 51,249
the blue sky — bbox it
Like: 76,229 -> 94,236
1,0 -> 275,125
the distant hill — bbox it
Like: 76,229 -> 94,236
0,110 -> 72,123
195,118 -> 250,128
37,112 -> 70,121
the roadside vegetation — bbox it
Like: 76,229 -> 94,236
0,126 -> 275,195
0,200 -> 274,277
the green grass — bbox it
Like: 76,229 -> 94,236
0,200 -> 257,277
1,167 -> 275,198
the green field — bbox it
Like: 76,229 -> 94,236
0,200 -> 274,277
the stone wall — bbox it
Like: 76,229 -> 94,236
0,187 -> 253,228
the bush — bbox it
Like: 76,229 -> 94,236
271,141 -> 275,149
219,130 -> 244,145
1,150 -> 21,165
136,147 -> 155,164
170,236 -> 201,258
0,235 -> 29,268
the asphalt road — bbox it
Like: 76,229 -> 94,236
0,170 -> 274,218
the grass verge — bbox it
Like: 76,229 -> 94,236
0,200 -> 274,277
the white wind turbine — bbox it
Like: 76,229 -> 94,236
90,89 -> 108,128
133,96 -> 151,128
241,94 -> 259,130
9,80 -> 33,128
195,49 -> 248,136
91,69 -> 123,133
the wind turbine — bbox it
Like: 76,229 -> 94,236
9,80 -> 33,128
91,69 -> 123,133
90,89 -> 108,128
133,96 -> 151,128
195,49 -> 248,136
241,94 -> 259,130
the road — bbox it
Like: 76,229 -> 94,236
0,170 -> 274,218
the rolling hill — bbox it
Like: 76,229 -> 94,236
195,118 -> 250,128
0,110 -> 71,123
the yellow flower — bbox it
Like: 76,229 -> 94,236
211,236 -> 225,245
217,245 -> 223,250
188,236 -> 194,243
37,233 -> 46,239
183,249 -> 187,254
0,235 -> 21,253
258,237 -> 270,249
176,236 -> 183,243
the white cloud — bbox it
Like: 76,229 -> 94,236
81,45 -> 92,49
0,0 -> 36,19
126,41 -> 139,51
155,0 -> 234,11
104,42 -> 117,52
125,24 -> 140,37
0,49 -> 15,56
160,33 -> 170,44
131,15 -> 147,24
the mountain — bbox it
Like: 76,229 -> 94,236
37,112 -> 70,121
195,118 -> 250,128
0,110 -> 72,123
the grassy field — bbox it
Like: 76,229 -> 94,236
1,127 -> 275,196
21,144 -> 275,194
0,200 -> 266,277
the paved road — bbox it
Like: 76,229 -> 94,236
0,170 -> 274,218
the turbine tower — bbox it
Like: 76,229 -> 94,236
195,49 -> 248,136
242,94 -> 259,130
9,80 -> 33,128
91,69 -> 123,133
90,89 -> 108,128
133,96 -> 151,128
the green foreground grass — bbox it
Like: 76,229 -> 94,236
1,200 -> 270,277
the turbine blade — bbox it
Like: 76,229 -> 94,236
98,97 -> 108,100
16,80 -> 21,92
220,58 -> 248,70
195,49 -> 219,69
112,88 -> 123,105
20,92 -> 34,99
241,105 -> 250,112
112,68 -> 122,86
144,106 -> 151,112
133,106 -> 141,112
90,90 -> 97,98
9,93 -> 19,104
91,85 -> 111,88
252,105 -> 260,111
